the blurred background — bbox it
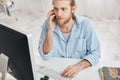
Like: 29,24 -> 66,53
0,0 -> 120,62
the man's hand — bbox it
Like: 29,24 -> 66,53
61,59 -> 91,78
47,10 -> 56,32
42,10 -> 57,54
61,64 -> 82,78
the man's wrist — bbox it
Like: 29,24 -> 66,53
48,26 -> 55,32
75,59 -> 91,70
48,29 -> 54,34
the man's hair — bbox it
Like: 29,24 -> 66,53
53,0 -> 76,6
70,0 -> 76,6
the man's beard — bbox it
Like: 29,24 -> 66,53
58,14 -> 72,26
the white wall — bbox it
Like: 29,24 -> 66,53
13,0 -> 120,21
76,0 -> 120,20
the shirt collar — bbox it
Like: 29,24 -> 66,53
54,24 -> 66,41
53,14 -> 82,41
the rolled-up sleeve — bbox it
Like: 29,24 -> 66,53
82,21 -> 101,66
38,20 -> 54,60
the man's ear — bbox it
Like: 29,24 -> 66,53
72,5 -> 77,13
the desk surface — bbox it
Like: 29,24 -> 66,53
35,57 -> 120,80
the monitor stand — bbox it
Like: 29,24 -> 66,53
0,53 -> 9,80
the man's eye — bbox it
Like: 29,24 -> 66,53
62,8 -> 65,11
54,8 -> 58,11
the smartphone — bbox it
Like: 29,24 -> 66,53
53,16 -> 58,24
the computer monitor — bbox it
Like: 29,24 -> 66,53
0,24 -> 37,80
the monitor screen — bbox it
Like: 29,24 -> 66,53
0,24 -> 36,80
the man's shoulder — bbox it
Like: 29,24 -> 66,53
75,14 -> 94,30
75,14 -> 92,24
43,20 -> 48,25
41,20 -> 48,29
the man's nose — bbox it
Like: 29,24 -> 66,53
57,10 -> 62,16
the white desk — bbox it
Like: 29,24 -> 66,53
35,57 -> 120,80
37,58 -> 120,80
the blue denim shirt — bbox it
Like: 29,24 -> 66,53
38,14 -> 100,66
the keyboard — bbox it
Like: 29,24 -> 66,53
38,66 -> 72,80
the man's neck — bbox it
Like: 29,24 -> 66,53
60,18 -> 75,33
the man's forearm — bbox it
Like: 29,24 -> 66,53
43,30 -> 53,54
